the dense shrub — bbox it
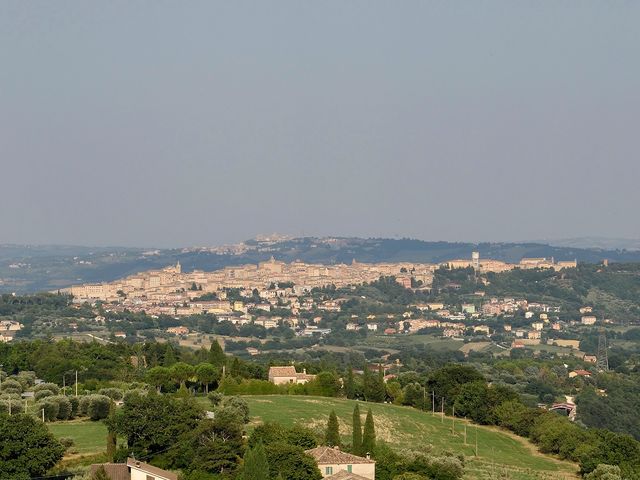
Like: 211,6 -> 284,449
69,396 -> 80,417
48,396 -> 73,420
34,389 -> 54,401
87,395 -> 111,420
99,388 -> 124,401
59,437 -> 75,448
34,383 -> 60,395
123,389 -> 147,404
0,379 -> 23,394
0,399 -> 24,414
37,399 -> 60,421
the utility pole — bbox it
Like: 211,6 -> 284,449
451,405 -> 455,435
423,386 -> 426,411
75,369 -> 78,397
432,391 -> 435,415
441,397 -> 444,423
8,398 -> 11,415
42,408 -> 45,422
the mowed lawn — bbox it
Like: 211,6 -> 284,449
243,395 -> 578,480
48,420 -> 108,454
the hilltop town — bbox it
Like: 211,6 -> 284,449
66,253 -> 576,314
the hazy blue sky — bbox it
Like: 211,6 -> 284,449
1,1 -> 639,247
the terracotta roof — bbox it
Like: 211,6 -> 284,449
89,464 -> 129,480
126,458 -> 178,480
305,446 -> 375,464
269,366 -> 297,377
325,471 -> 372,480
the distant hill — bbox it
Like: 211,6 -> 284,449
2,236 -> 640,293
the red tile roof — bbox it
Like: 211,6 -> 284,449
89,464 -> 129,480
305,446 -> 375,464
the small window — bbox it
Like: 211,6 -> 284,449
347,465 -> 352,473
146,476 -> 155,480
325,467 -> 333,475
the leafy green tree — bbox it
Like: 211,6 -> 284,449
353,404 -> 363,455
325,410 -> 341,447
241,442 -> 269,480
172,406 -> 245,474
0,413 -> 65,479
114,392 -> 202,457
426,365 -> 485,412
307,371 -> 342,397
170,362 -> 195,388
585,464 -> 622,480
146,366 -> 171,393
195,363 -> 219,394
249,421 -> 287,448
265,442 -> 322,480
208,340 -> 227,366
362,408 -> 376,455
286,425 -> 318,449
453,381 -> 490,424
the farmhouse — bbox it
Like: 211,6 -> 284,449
268,366 -> 316,385
90,458 -> 177,480
305,446 -> 375,479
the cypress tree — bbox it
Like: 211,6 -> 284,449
209,340 -> 226,367
242,442 -> 269,480
362,408 -> 376,455
163,345 -> 177,367
325,410 -> 341,447
345,368 -> 355,399
365,365 -> 386,403
105,401 -> 116,462
363,364 -> 372,400
352,404 -> 363,455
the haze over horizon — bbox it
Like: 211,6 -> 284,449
2,2 -> 639,248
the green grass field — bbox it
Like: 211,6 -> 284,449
48,420 -> 108,455
46,396 -> 578,479
242,395 -> 578,480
